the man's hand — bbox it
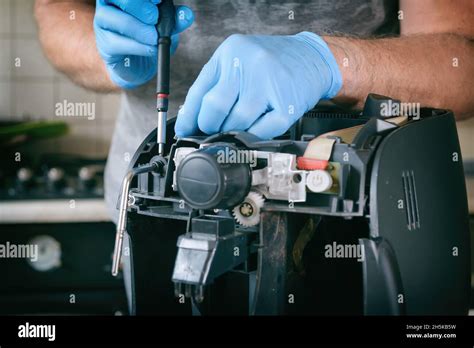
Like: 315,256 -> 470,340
94,0 -> 194,89
175,32 -> 342,139
327,1 -> 474,120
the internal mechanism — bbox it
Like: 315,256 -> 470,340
120,95 -> 401,306
115,94 -> 471,316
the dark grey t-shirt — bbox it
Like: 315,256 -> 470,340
105,0 -> 399,222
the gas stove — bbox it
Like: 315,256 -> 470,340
0,153 -> 110,224
0,153 -> 105,201
0,153 -> 127,315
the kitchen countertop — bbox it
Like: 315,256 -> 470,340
0,199 -> 110,224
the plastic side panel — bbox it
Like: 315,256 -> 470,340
369,114 -> 470,315
360,238 -> 405,315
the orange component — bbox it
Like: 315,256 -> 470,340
297,157 -> 329,170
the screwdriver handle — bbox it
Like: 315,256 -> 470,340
157,0 -> 176,38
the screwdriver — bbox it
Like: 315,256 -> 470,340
156,0 -> 176,156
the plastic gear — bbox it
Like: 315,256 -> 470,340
233,191 -> 265,227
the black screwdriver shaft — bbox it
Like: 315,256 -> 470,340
156,0 -> 176,155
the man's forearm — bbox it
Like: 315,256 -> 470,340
326,34 -> 474,119
35,0 -> 118,92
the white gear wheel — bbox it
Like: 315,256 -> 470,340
233,191 -> 265,227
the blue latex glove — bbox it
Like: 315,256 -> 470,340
94,0 -> 194,89
175,32 -> 342,139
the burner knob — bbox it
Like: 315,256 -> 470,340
47,167 -> 64,182
16,167 -> 34,190
78,166 -> 96,190
17,167 -> 33,182
47,167 -> 65,190
78,166 -> 94,181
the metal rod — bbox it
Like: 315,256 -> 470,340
157,110 -> 167,156
111,162 -> 160,276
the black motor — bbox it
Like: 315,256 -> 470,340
176,145 -> 252,210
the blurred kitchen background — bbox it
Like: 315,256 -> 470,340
0,0 -> 120,156
0,0 -> 127,315
0,0 -> 473,315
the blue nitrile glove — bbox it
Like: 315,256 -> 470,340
175,32 -> 342,139
94,0 -> 194,89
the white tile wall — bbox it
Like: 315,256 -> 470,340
0,0 -> 11,35
14,80 -> 55,119
0,39 -> 11,77
0,0 -> 119,158
13,0 -> 38,36
0,81 -> 11,116
13,38 -> 56,77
